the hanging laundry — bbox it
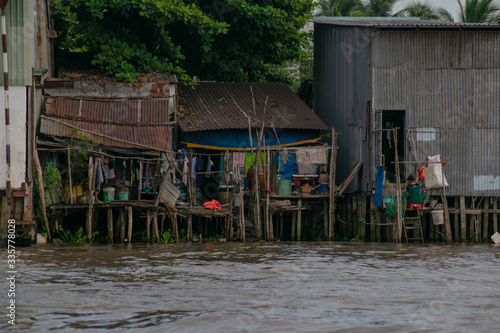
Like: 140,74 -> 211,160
374,165 -> 385,207
205,156 -> 214,178
191,156 -> 197,179
233,152 -> 245,168
138,160 -> 143,191
182,157 -> 189,185
196,157 -> 205,188
96,158 -> 104,192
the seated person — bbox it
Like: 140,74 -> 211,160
403,175 -> 426,207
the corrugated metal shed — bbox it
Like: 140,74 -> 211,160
40,97 -> 171,151
314,18 -> 500,196
315,17 -> 500,29
0,0 -> 34,86
177,82 -> 327,132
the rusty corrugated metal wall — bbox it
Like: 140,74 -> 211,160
315,21 -> 500,196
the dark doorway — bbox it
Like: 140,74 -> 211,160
381,110 -> 405,183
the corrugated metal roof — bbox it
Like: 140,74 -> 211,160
314,17 -> 500,29
177,82 -> 327,132
45,97 -> 170,125
0,0 -> 34,86
40,97 -> 171,151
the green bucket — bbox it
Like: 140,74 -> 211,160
277,179 -> 292,196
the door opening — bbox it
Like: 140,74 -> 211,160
381,110 -> 405,183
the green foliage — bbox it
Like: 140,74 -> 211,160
132,231 -> 149,243
50,0 -> 315,84
157,229 -> 175,244
318,0 -> 363,16
393,1 -> 443,20
69,129 -> 95,185
55,226 -> 99,244
44,162 -> 63,204
350,235 -> 363,242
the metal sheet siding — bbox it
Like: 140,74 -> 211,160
372,29 -> 500,196
314,25 -> 372,192
41,97 -> 171,151
316,21 -> 500,196
0,0 -> 34,86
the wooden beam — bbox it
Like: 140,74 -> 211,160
86,156 -> 95,243
297,198 -> 302,241
337,161 -> 363,196
493,198 -> 498,234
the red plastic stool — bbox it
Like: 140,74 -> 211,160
406,203 -> 423,209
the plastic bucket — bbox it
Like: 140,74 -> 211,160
119,192 -> 129,201
431,210 -> 444,225
320,183 -> 329,193
278,179 -> 292,196
103,187 -> 115,202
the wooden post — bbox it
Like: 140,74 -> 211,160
460,196 -> 466,242
454,197 -> 459,241
187,215 -> 192,241
67,148 -> 73,204
34,151 -> 52,242
153,210 -> 160,242
329,129 -> 338,241
146,209 -> 151,243
86,156 -> 95,243
393,128 -> 403,244
291,211 -> 297,241
239,182 -> 245,242
267,146 -> 272,241
483,199 -> 489,242
297,198 -> 302,241
107,207 -> 113,244
441,194 -> 452,243
493,198 -> 498,234
173,212 -> 179,242
117,208 -> 125,243
323,199 -> 328,238
127,206 -> 133,244
357,194 -> 366,241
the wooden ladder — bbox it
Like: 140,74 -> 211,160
403,208 -> 424,243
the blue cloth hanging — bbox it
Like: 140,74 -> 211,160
374,165 -> 385,207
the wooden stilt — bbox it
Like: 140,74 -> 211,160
173,212 -> 179,242
454,197 -> 459,241
146,209 -> 151,243
280,213 -> 283,239
329,129 -> 338,241
107,207 -> 113,244
67,148 -> 73,204
127,206 -> 133,244
34,151 -> 52,242
460,196 -> 466,242
483,199 -> 489,242
358,194 -> 366,241
323,199 -> 328,238
297,198 -> 302,241
187,215 -> 192,241
291,211 -> 297,241
493,198 -> 498,234
153,210 -> 159,242
117,208 -> 125,243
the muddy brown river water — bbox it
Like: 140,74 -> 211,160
3,242 -> 499,332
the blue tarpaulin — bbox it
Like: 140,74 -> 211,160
185,129 -> 319,149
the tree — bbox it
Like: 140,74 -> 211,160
50,0 -> 315,83
361,0 -> 400,17
318,0 -> 363,16
438,0 -> 500,23
394,1 -> 442,20
458,0 -> 500,23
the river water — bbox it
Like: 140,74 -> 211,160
4,242 -> 499,332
